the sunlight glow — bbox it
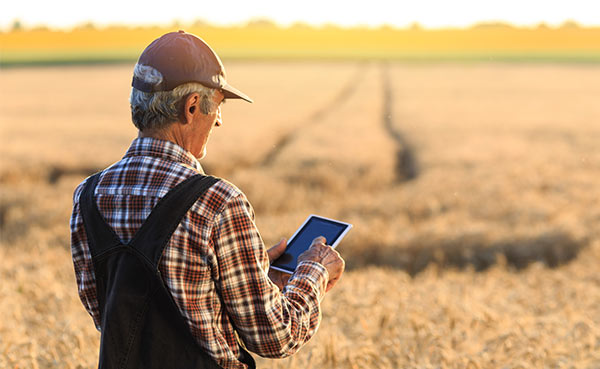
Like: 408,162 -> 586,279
1,0 -> 598,30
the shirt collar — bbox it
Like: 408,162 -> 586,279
123,137 -> 204,173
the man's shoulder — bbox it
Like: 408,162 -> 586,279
192,177 -> 247,218
71,161 -> 120,205
70,166 -> 250,223
72,174 -> 96,206
207,177 -> 244,199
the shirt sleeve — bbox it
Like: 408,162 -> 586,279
211,193 -> 328,358
70,182 -> 102,331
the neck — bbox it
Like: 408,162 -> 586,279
138,122 -> 205,159
139,124 -> 183,148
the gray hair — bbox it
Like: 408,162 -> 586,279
129,64 -> 217,131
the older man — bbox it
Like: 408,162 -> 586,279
70,31 -> 345,369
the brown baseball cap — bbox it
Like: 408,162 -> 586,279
132,30 -> 252,103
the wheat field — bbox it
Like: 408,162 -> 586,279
1,62 -> 599,368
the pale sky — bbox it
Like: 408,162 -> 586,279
1,0 -> 598,30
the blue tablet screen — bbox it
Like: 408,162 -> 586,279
271,217 -> 349,273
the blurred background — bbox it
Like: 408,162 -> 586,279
1,1 -> 600,368
2,0 -> 600,64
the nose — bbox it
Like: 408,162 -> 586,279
215,106 -> 222,127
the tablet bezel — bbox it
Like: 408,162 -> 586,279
270,214 -> 352,275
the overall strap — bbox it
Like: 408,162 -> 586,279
129,174 -> 220,268
80,172 -> 122,259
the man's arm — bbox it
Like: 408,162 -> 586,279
70,181 -> 102,331
211,193 -> 328,358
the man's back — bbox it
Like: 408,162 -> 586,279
70,137 -> 329,368
78,172 -> 231,368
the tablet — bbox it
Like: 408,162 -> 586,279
270,214 -> 352,274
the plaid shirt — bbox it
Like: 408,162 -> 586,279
70,137 -> 328,369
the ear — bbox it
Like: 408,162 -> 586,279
182,93 -> 201,124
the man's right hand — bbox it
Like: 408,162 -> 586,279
297,236 -> 345,292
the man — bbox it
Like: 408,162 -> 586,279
70,31 -> 345,369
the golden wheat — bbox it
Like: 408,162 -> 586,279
1,62 -> 599,368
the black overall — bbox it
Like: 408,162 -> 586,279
80,173 -> 256,369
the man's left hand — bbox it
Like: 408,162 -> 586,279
267,238 -> 290,291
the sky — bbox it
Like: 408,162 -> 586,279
1,0 -> 599,30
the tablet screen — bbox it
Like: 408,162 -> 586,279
271,216 -> 351,273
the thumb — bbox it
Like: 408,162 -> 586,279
267,238 -> 287,262
310,236 -> 327,247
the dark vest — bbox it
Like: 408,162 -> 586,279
80,173 -> 256,369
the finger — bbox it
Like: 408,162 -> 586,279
311,236 -> 327,247
326,275 -> 341,292
267,238 -> 287,262
268,268 -> 290,291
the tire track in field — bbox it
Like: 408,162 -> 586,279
382,63 -> 418,182
346,230 -> 587,276
259,63 -> 367,167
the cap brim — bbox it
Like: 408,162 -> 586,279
222,83 -> 253,103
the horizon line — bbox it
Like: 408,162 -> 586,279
3,17 -> 599,33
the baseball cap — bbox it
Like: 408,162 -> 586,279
132,30 -> 252,103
